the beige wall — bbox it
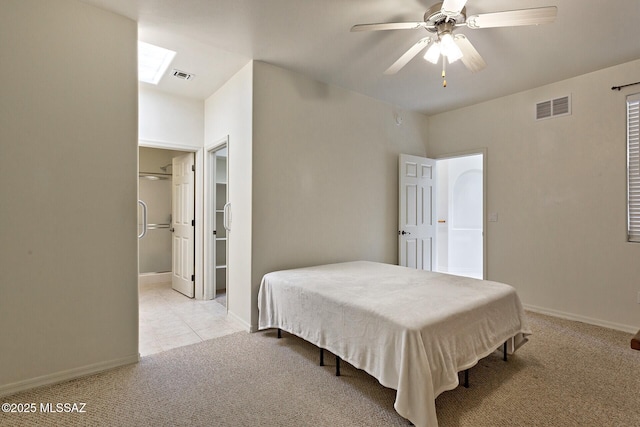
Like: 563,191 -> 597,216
204,61 -> 254,329
139,87 -> 204,148
139,147 -> 188,174
250,61 -> 429,328
427,59 -> 640,331
0,0 -> 138,394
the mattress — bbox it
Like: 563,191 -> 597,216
258,261 -> 531,427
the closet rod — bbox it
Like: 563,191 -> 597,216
611,81 -> 640,91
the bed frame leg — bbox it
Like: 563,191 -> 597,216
464,369 -> 469,388
335,356 -> 341,376
503,341 -> 508,362
277,328 -> 281,339
320,348 -> 324,366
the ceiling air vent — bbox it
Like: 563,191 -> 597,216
172,69 -> 195,80
536,95 -> 571,121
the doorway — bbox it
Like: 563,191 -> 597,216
137,145 -> 242,356
138,146 -> 189,286
435,153 -> 484,279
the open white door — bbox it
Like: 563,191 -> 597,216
399,154 -> 437,270
171,152 -> 195,297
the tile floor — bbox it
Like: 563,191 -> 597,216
139,281 -> 245,356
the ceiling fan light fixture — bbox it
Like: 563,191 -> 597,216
424,42 -> 441,64
447,53 -> 461,64
441,33 -> 463,63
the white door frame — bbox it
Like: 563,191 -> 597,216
434,148 -> 487,279
204,136 -> 229,301
139,139 -> 205,299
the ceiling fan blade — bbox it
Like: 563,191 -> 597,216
441,0 -> 469,16
384,37 -> 432,75
454,34 -> 486,73
466,6 -> 557,29
351,22 -> 430,32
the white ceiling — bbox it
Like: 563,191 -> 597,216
81,0 -> 640,115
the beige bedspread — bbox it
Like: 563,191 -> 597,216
258,261 -> 530,427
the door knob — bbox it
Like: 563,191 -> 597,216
399,230 -> 411,235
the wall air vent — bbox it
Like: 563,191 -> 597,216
172,69 -> 195,80
536,95 -> 571,121
536,100 -> 552,120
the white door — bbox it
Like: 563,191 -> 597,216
211,146 -> 228,300
399,154 -> 437,270
172,152 -> 195,297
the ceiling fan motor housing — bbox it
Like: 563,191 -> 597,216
424,2 -> 466,33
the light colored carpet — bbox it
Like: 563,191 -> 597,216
2,312 -> 639,426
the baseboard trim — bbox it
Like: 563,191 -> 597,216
0,354 -> 139,398
138,272 -> 171,286
524,304 -> 637,334
226,310 -> 252,332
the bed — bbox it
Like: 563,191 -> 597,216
258,261 -> 531,427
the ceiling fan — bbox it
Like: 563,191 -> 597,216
351,0 -> 557,86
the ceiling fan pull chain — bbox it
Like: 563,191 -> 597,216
442,60 -> 447,87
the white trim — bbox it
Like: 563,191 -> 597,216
626,92 -> 640,103
228,310 -> 253,332
204,136 -> 230,152
0,354 -> 139,398
138,272 -> 171,286
139,138 -> 201,151
524,304 -> 638,334
194,147 -> 205,299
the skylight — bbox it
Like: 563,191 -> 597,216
138,41 -> 176,85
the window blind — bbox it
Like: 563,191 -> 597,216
628,93 -> 640,242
